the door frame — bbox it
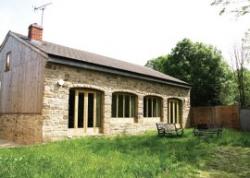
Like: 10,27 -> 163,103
73,89 -> 102,134
168,98 -> 182,126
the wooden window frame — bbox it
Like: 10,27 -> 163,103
168,99 -> 182,124
112,93 -> 136,118
5,52 -> 11,72
69,89 -> 102,133
143,96 -> 162,118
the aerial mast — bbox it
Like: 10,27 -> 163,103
34,2 -> 52,27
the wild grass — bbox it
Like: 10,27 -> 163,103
0,129 -> 249,178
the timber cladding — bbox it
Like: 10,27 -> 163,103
0,35 -> 45,114
190,105 -> 240,129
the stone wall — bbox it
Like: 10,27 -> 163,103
42,63 -> 190,142
0,114 -> 43,144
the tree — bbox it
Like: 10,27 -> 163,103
146,39 -> 236,106
231,44 -> 250,107
211,0 -> 250,16
145,56 -> 166,72
232,46 -> 246,106
243,70 -> 250,106
218,62 -> 237,105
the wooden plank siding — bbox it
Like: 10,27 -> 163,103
0,35 -> 46,113
190,105 -> 240,129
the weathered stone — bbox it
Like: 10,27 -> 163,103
0,63 -> 190,144
41,64 -> 190,142
0,114 -> 43,144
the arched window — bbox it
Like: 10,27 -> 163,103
112,92 -> 136,118
68,88 -> 103,134
168,98 -> 182,124
143,96 -> 162,117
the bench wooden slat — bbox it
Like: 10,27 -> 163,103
156,123 -> 184,137
193,126 -> 223,138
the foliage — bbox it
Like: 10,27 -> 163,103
145,55 -> 166,72
219,63 -> 238,105
211,0 -> 250,16
231,45 -> 250,107
0,129 -> 250,178
242,70 -> 250,107
146,39 -> 236,106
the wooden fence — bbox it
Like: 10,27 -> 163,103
190,105 -> 240,129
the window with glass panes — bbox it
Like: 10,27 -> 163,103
112,93 -> 136,118
143,96 -> 161,117
168,99 -> 181,124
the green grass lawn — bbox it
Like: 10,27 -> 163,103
0,129 -> 250,178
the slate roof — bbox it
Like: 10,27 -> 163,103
12,32 -> 190,87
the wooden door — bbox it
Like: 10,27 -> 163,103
72,90 -> 102,134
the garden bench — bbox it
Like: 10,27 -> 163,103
193,124 -> 223,138
156,123 -> 184,137
156,122 -> 165,136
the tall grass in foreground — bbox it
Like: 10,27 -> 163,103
0,129 -> 249,178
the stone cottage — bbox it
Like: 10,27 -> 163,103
0,24 -> 191,144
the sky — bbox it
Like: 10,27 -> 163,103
0,0 -> 250,66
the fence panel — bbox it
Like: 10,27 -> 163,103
191,105 -> 240,129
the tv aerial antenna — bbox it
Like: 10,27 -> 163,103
34,2 -> 52,26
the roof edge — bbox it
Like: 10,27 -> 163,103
48,55 -> 192,89
9,32 -> 48,58
0,31 -> 11,53
5,31 -> 191,88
